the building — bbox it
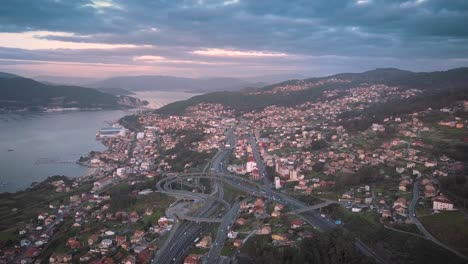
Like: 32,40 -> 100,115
98,127 -> 126,138
196,236 -> 212,248
136,132 -> 145,139
289,169 -> 298,181
184,254 -> 201,264
246,155 -> 257,173
275,177 -> 281,189
92,177 -> 113,192
433,195 -> 455,211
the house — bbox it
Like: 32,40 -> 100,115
131,230 -> 145,244
236,218 -> 247,226
364,197 -> 373,205
130,211 -> 140,223
432,195 -> 455,211
246,155 -> 257,173
123,256 -> 136,264
393,197 -> 407,209
381,209 -> 392,218
145,208 -> 153,216
116,236 -> 126,246
271,234 -> 288,241
184,254 -> 201,264
233,239 -> 243,248
158,216 -> 170,227
291,220 -> 304,229
66,238 -> 81,249
99,239 -> 113,249
271,210 -> 281,218
228,230 -> 239,239
393,205 -> 406,214
196,236 -> 212,249
399,183 -> 407,192
257,226 -> 272,235
274,204 -> 284,211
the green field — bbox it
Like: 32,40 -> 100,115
323,205 -> 467,264
419,211 -> 468,256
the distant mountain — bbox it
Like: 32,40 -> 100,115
157,67 -> 468,115
33,75 -> 100,86
87,75 -> 265,93
0,75 -> 145,111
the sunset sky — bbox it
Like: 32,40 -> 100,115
1,0 -> 467,78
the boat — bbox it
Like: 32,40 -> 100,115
7,149 -> 14,152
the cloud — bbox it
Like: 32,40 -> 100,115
191,48 -> 289,58
133,55 -> 234,65
0,0 -> 467,77
0,31 -> 152,50
83,0 -> 123,10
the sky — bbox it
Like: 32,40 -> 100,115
0,0 -> 467,78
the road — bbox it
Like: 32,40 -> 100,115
248,132 -> 271,189
154,127 -> 387,263
248,130 -> 386,264
204,202 -> 241,264
409,180 -> 468,261
153,128 -> 235,264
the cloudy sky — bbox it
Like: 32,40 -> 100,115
0,0 -> 467,78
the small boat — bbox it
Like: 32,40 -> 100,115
7,149 -> 14,152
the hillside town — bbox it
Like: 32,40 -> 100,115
1,86 -> 467,264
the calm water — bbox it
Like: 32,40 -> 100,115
0,110 -> 129,192
0,91 -> 197,193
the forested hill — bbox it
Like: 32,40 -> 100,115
156,67 -> 468,115
0,75 -> 143,110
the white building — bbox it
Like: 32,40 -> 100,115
137,132 -> 145,139
246,155 -> 257,173
275,177 -> 281,189
433,195 -> 455,211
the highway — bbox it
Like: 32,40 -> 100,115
248,130 -> 386,264
204,128 -> 240,264
154,127 -> 387,263
153,128 -> 236,264
204,202 -> 241,264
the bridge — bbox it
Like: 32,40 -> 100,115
292,200 -> 336,213
175,213 -> 223,223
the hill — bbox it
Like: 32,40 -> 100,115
87,75 -> 265,93
0,72 -> 20,78
33,75 -> 99,86
156,67 -> 468,116
0,76 -> 144,111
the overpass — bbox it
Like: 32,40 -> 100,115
292,200 -> 336,213
175,213 -> 223,223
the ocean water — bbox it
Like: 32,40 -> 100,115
0,91 -> 197,193
0,110 -> 129,192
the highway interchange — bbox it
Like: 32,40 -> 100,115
153,127 -> 386,264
